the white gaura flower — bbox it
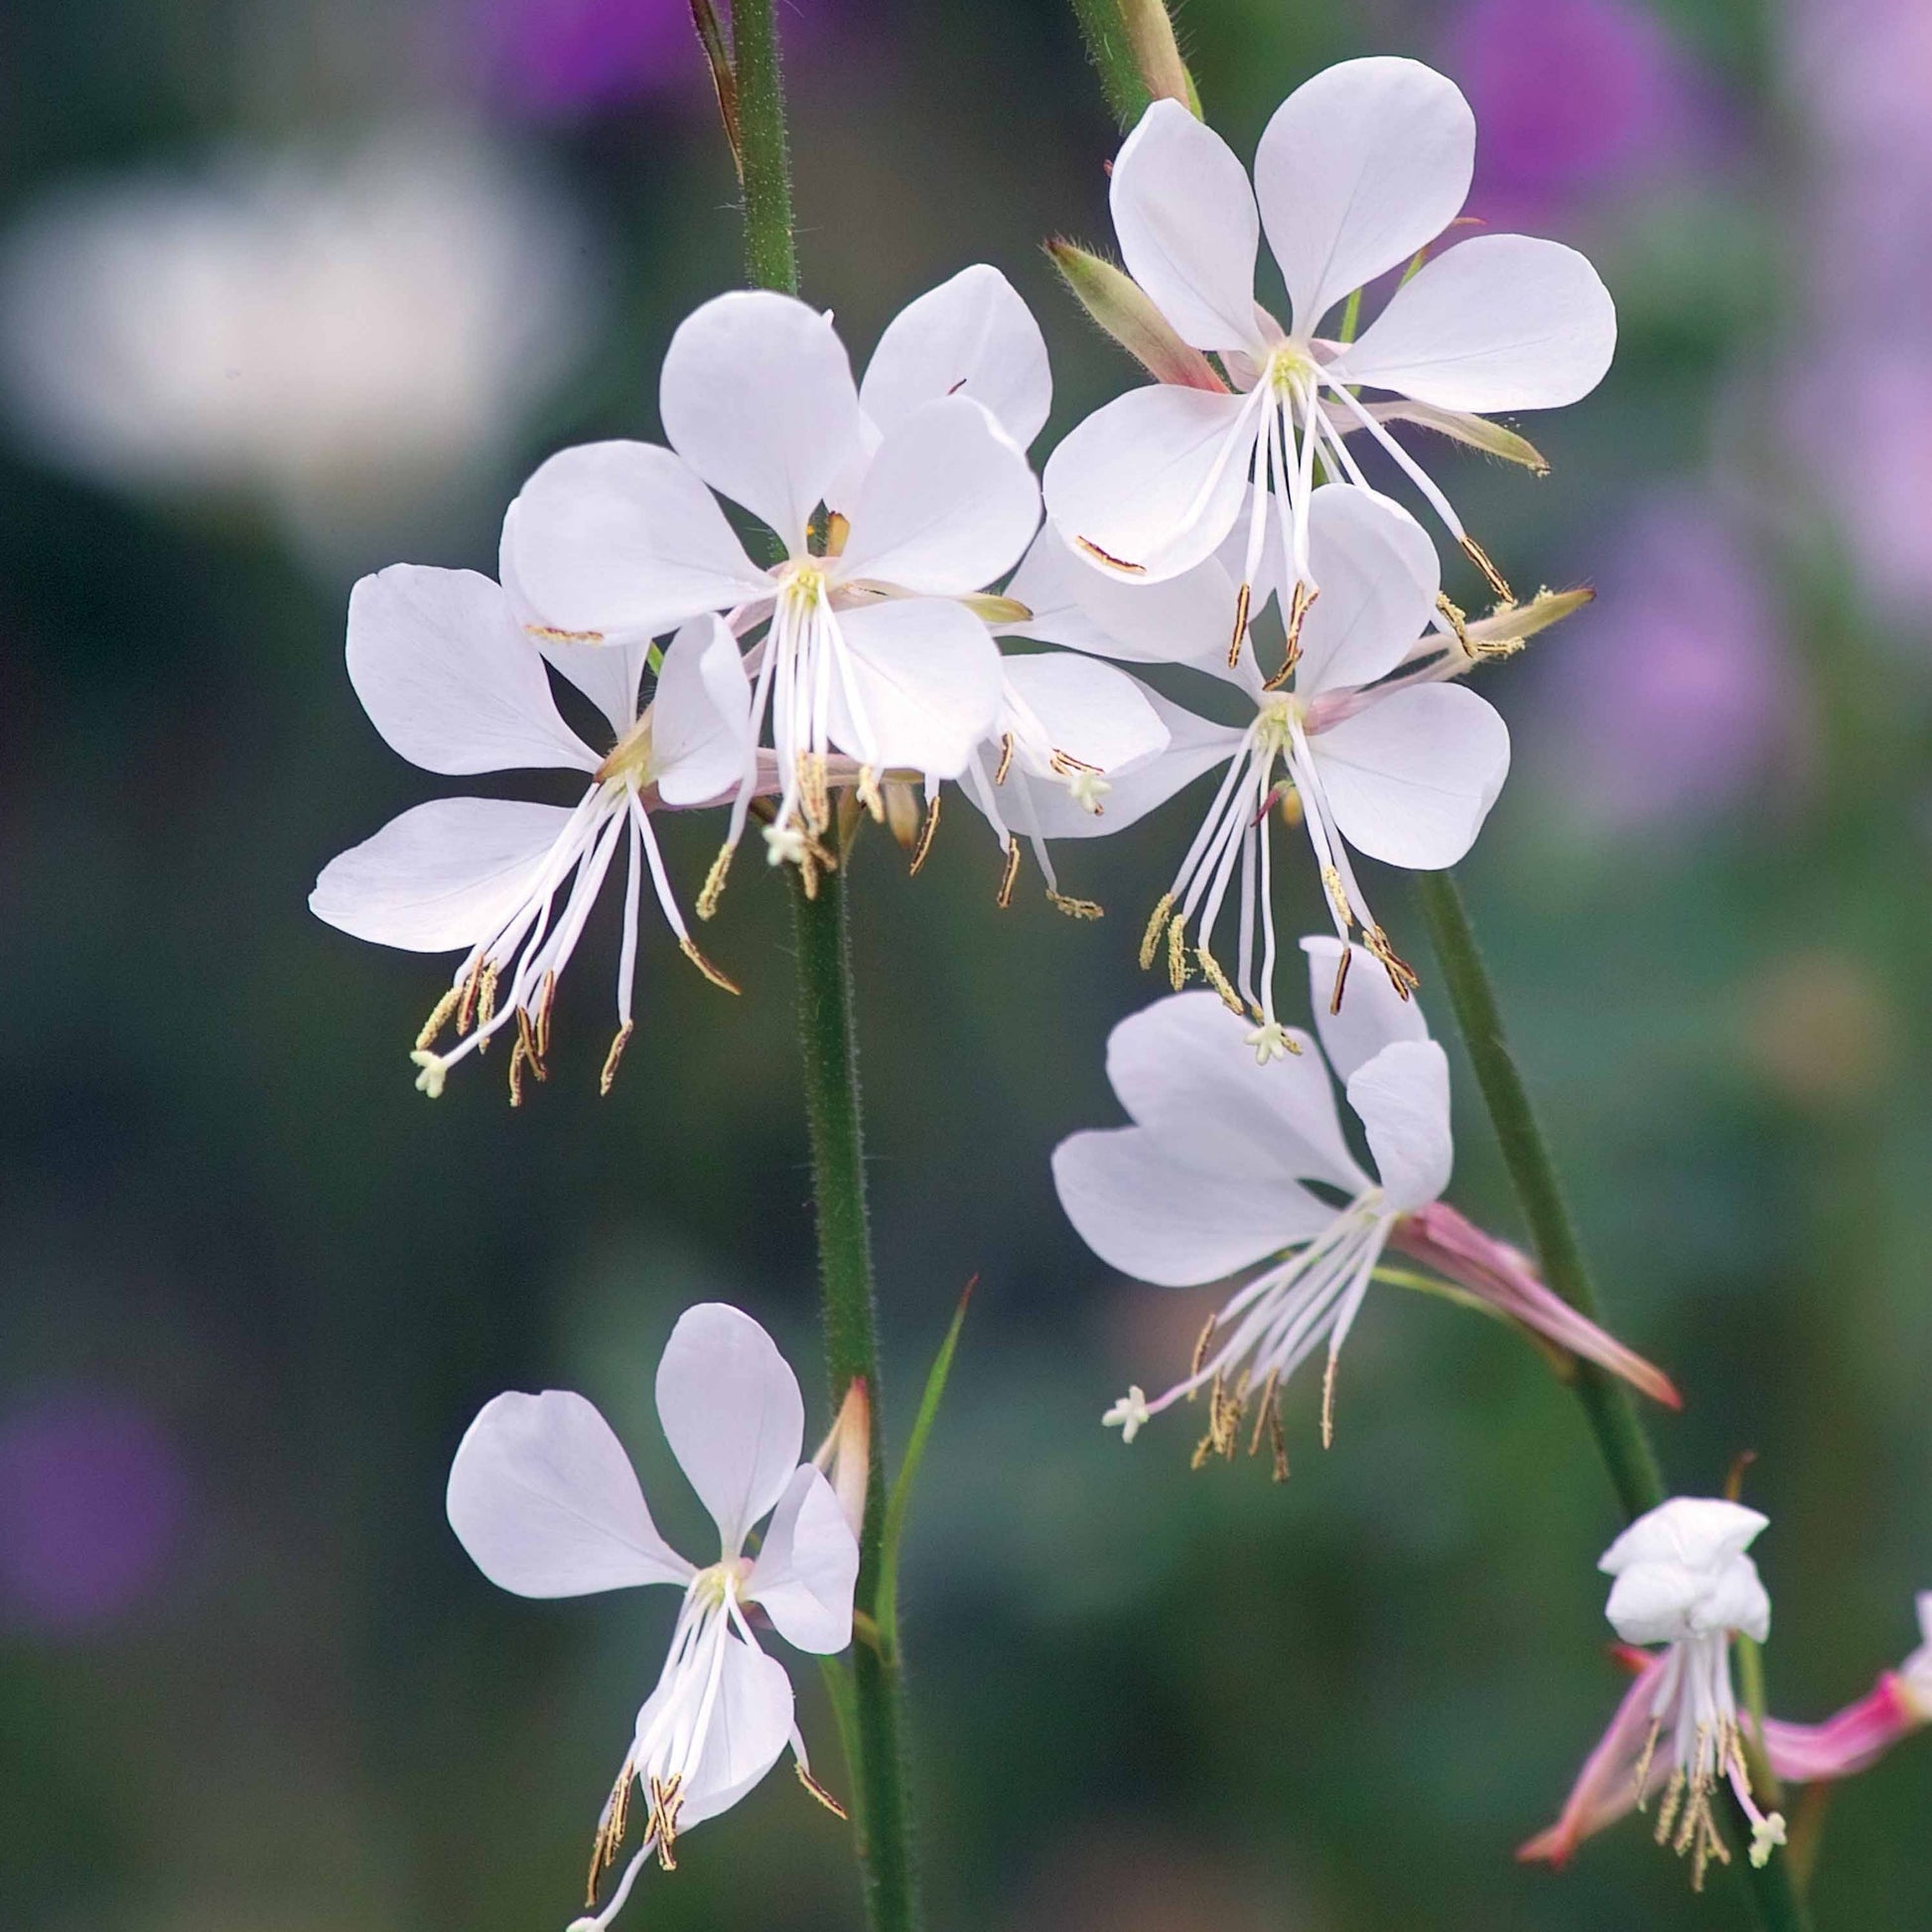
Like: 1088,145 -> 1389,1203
1042,58 -> 1615,635
447,1304 -> 859,1931
1069,483 -> 1508,1052
1055,940 -> 1675,1461
501,274 -> 1042,901
309,566 -> 749,1099
1521,1499 -> 1785,1888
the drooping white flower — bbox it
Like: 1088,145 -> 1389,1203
1056,939 -> 1674,1459
1042,58 -> 1615,634
309,566 -> 748,1099
1042,483 -> 1508,1047
1524,1498 -> 1785,1887
500,274 -> 1042,899
0,130 -> 596,563
447,1304 -> 859,1930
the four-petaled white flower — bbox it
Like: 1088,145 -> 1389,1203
1054,939 -> 1454,1461
1086,483 -> 1507,1043
1042,57 -> 1615,640
310,567 -> 749,1099
501,275 -> 1042,901
1525,1498 -> 1786,1888
447,1304 -> 860,1931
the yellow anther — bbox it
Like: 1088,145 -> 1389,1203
1166,913 -> 1188,991
697,842 -> 734,921
679,936 -> 742,996
599,1021 -> 634,1096
1227,580 -> 1252,668
996,838 -> 1022,909
415,983 -> 462,1053
1195,945 -> 1244,1015
1459,532 -> 1512,602
1046,890 -> 1104,920
1139,893 -> 1173,972
908,793 -> 942,876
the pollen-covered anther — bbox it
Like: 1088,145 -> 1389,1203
415,984 -> 462,1053
793,1762 -> 849,1821
1460,532 -> 1513,602
598,1021 -> 634,1096
1227,579 -> 1253,668
1365,925 -> 1421,1000
908,793 -> 942,876
994,734 -> 1016,786
696,842 -> 734,921
679,936 -> 742,996
1140,893 -> 1174,972
1166,913 -> 1189,991
996,837 -> 1022,909
1320,863 -> 1351,928
855,764 -> 885,821
586,1755 -> 635,1906
646,1773 -> 685,1872
797,753 -> 832,834
1196,945 -> 1245,1016
1327,942 -> 1352,1016
1434,591 -> 1473,656
1047,890 -> 1104,920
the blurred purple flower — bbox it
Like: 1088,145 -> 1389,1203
1530,496 -> 1797,832
1447,0 -> 1695,219
470,0 -> 830,121
0,1388 -> 190,1634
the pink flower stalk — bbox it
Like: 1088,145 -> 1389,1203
1389,1200 -> 1681,1410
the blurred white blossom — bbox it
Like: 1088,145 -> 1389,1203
0,129 -> 598,562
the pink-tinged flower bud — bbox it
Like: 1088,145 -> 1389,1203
1758,1593 -> 1932,1782
1389,1200 -> 1681,1409
1110,0 -> 1199,114
812,1376 -> 871,1541
1044,241 -> 1227,393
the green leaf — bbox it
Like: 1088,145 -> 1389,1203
877,1278 -> 974,1659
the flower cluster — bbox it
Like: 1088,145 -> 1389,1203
310,41 -> 1932,1932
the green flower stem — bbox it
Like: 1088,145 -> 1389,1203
714,3 -> 919,1926
1414,871 -> 1812,1930
1412,871 -> 1665,1520
789,868 -> 920,1932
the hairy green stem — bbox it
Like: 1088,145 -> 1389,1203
1069,0 -> 1197,130
789,869 -> 920,1932
713,3 -> 919,1925
1415,871 -> 1813,1929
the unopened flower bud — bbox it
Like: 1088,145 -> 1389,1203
812,1376 -> 871,1539
883,781 -> 923,851
1045,240 -> 1226,393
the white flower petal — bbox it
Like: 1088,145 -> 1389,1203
1310,684 -> 1511,869
640,1636 -> 794,1830
1344,1037 -> 1452,1211
1042,383 -> 1254,583
1599,1497 -> 1769,1577
745,1465 -> 858,1654
1300,937 -> 1431,1082
837,396 -> 1040,595
1292,485 -> 1440,696
1605,1560 -> 1710,1647
1330,234 -> 1617,412
531,636 -> 648,744
652,616 -> 753,807
660,289 -> 866,548
1699,1556 -> 1771,1642
828,596 -> 1004,778
346,564 -> 594,775
310,796 -> 570,952
1000,650 -> 1170,772
972,686 -> 1240,843
446,1390 -> 692,1598
1053,1125 -> 1333,1287
1107,990 -> 1370,1191
655,1304 -> 805,1555
859,263 -> 1051,449
1253,57 -> 1474,335
1003,526 -> 1242,670
501,441 -> 767,643
1110,99 -> 1264,352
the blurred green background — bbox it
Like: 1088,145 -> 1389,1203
3,0 -> 1930,1926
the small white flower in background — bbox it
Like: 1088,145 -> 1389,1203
1038,484 -> 1508,1044
1057,939 -> 1675,1462
0,131 -> 595,563
309,567 -> 748,1100
447,1304 -> 859,1931
1042,56 -> 1615,635
500,268 -> 1043,903
1524,1498 -> 1784,1887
